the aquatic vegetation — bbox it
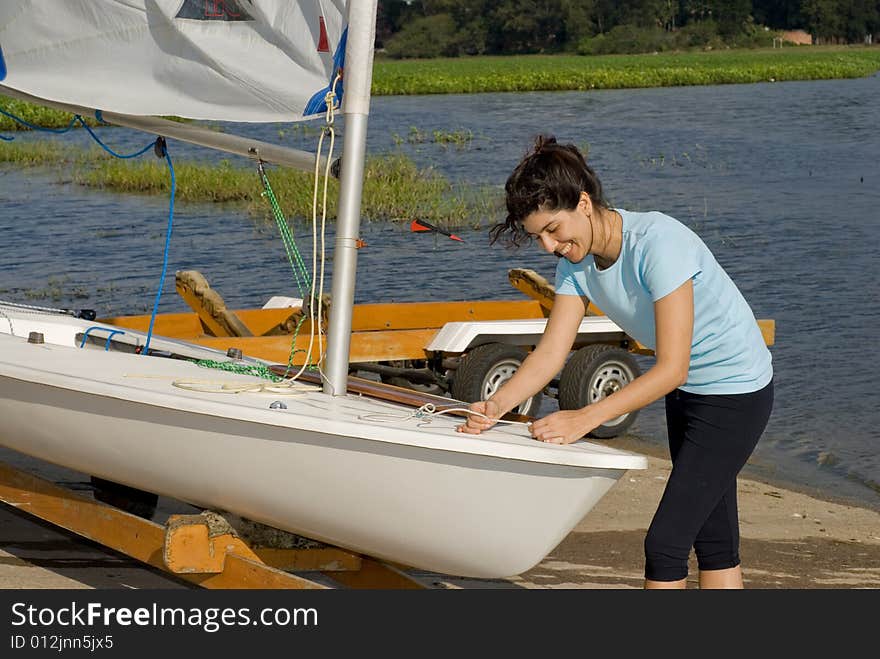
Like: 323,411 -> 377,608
0,139 -> 501,227
372,47 -> 880,95
392,126 -> 475,149
0,140 -> 72,165
23,276 -> 89,302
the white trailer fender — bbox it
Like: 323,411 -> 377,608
426,317 -> 628,354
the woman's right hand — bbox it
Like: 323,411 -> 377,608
456,399 -> 501,435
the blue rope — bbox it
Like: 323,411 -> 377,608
0,108 -> 78,135
143,142 -> 175,356
74,116 -> 155,158
0,105 -> 176,356
78,327 -> 126,351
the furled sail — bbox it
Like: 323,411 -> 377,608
0,0 -> 347,122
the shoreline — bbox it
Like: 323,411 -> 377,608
421,437 -> 880,589
617,434 -> 880,513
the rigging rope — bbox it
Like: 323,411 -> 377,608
142,137 -> 175,356
358,403 -> 533,430
254,76 -> 341,388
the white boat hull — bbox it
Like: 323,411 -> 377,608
0,304 -> 645,578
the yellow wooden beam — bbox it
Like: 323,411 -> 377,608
164,514 -> 362,574
0,461 -> 326,589
99,312 -> 204,338
508,267 -> 603,316
174,270 -> 253,337
348,299 -> 545,330
234,307 -> 302,336
326,558 -> 426,589
757,318 -> 775,346
192,328 -> 439,364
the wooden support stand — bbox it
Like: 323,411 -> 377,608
0,460 -> 425,589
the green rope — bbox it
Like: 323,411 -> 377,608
194,359 -> 284,382
256,162 -> 318,374
258,164 -> 312,298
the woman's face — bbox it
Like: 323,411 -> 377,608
522,194 -> 592,264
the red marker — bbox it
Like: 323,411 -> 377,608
410,219 -> 464,242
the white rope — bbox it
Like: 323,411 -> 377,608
358,403 -> 533,428
284,75 -> 340,387
171,379 -> 317,395
123,373 -> 319,396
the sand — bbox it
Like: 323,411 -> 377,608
416,441 -> 880,589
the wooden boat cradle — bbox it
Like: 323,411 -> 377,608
0,460 -> 426,589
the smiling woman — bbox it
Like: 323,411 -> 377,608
458,135 -> 775,590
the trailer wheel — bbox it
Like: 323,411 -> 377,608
451,343 -> 542,416
558,344 -> 641,439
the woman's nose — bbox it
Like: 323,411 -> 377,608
539,234 -> 556,253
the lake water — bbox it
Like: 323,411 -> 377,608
1,74 -> 878,510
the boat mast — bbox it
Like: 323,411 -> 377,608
323,0 -> 378,397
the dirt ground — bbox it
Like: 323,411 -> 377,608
415,440 -> 880,589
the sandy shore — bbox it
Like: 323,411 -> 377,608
1,441 -> 878,589
420,439 -> 880,589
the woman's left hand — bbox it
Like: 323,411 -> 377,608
529,410 -> 595,445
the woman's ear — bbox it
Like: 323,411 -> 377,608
578,191 -> 593,216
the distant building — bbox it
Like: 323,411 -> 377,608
781,30 -> 812,45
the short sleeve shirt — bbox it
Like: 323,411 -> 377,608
555,209 -> 772,394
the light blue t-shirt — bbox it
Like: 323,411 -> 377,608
555,209 -> 772,394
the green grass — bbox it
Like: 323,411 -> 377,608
3,46 -> 878,131
0,139 -> 500,228
372,46 -> 880,94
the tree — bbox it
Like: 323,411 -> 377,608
803,0 -> 844,42
560,0 -> 598,44
486,0 -> 566,54
714,0 -> 752,37
752,0 -> 805,29
376,0 -> 421,48
384,14 -> 461,58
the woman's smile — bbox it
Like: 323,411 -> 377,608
554,241 -> 574,259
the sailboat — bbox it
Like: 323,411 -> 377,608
0,1 -> 646,579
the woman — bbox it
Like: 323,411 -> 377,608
458,135 -> 773,589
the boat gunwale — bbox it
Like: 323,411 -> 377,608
0,333 -> 648,472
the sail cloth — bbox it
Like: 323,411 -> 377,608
0,0 -> 347,123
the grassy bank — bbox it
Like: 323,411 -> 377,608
373,46 -> 880,94
0,140 -> 498,227
3,46 -> 878,131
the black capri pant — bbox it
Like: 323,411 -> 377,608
644,380 -> 774,582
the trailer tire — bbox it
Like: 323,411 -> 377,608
558,344 -> 641,439
451,343 -> 542,416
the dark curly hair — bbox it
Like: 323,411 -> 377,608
490,135 -> 609,248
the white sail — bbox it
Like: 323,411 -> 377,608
0,0 -> 347,122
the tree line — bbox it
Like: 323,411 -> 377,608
376,1 -> 880,57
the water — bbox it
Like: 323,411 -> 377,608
1,75 -> 878,510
